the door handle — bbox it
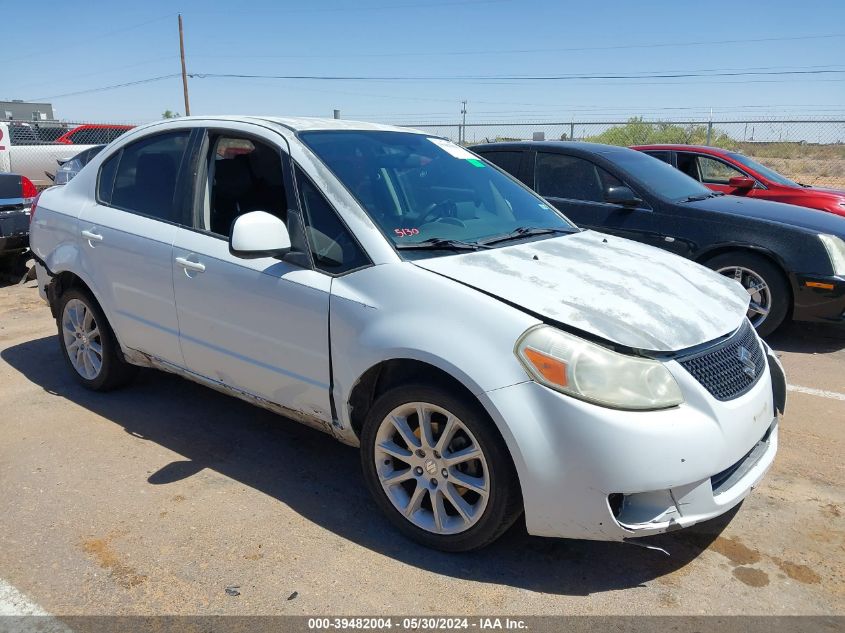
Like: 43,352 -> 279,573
80,229 -> 103,242
175,256 -> 206,273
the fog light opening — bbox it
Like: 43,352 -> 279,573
608,493 -> 624,518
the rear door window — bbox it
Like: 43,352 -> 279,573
107,131 -> 190,222
480,151 -> 523,178
643,150 -> 672,164
536,153 -> 610,202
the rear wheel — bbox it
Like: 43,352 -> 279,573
360,384 -> 522,551
704,251 -> 790,336
57,288 -> 137,390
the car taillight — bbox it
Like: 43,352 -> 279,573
29,190 -> 42,226
21,176 -> 37,202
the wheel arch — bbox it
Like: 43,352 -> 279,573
694,243 -> 795,321
346,357 -> 490,442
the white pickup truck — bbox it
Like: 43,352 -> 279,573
0,121 -> 98,188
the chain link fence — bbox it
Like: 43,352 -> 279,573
404,119 -> 845,189
4,117 -> 844,190
0,119 -> 135,188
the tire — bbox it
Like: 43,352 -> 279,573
360,383 -> 522,552
57,287 -> 137,391
703,251 -> 791,337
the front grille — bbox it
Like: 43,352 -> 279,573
678,320 -> 765,401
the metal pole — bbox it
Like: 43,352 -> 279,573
569,121 -> 574,141
333,109 -> 341,119
460,100 -> 467,144
178,14 -> 191,116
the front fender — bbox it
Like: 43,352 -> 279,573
329,262 -> 539,443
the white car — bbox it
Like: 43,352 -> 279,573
29,116 -> 786,551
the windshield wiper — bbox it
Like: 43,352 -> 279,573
479,226 -> 572,246
395,237 -> 490,251
679,192 -> 720,202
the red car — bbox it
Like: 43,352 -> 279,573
632,144 -> 845,218
55,124 -> 134,145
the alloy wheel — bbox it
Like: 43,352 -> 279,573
373,402 -> 490,535
61,298 -> 103,380
716,265 -> 772,329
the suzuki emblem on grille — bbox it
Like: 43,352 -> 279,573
738,346 -> 756,379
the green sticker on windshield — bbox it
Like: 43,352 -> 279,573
467,158 -> 485,168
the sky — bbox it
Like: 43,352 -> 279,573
2,0 -> 845,126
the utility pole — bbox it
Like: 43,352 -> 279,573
178,13 -> 191,116
460,100 -> 467,144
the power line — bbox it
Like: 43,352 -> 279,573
190,68 -> 845,82
6,13 -> 176,63
30,75 -> 181,101
190,32 -> 845,60
28,65 -> 845,103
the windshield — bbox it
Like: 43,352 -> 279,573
299,131 -> 575,249
610,149 -> 715,202
727,152 -> 798,186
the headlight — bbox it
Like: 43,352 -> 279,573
819,234 -> 845,275
515,326 -> 684,411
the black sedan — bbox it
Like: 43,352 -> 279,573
471,141 -> 845,335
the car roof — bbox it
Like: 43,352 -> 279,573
133,115 -> 425,135
471,140 -> 640,157
631,144 -> 730,153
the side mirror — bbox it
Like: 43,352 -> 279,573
728,176 -> 755,189
605,186 -> 642,208
229,211 -> 291,258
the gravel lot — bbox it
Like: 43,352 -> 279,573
0,276 -> 842,616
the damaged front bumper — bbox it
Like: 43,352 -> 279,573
479,339 -> 786,541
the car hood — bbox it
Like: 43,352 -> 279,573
806,185 -> 845,197
413,230 -> 749,352
689,195 -> 845,235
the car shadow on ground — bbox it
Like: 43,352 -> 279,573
2,335 -> 740,596
767,320 -> 845,354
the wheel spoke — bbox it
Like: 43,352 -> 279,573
434,415 -> 457,454
382,467 -> 414,485
443,482 -> 473,523
417,404 -> 435,449
403,482 -> 426,518
449,469 -> 488,498
430,489 -> 447,531
443,444 -> 482,466
81,349 -> 94,378
87,349 -> 102,375
82,307 -> 94,331
378,440 -> 413,462
390,415 -> 421,450
749,302 -> 770,317
733,268 -> 743,282
746,280 -> 768,295
87,327 -> 100,341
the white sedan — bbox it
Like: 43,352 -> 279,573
29,116 -> 786,551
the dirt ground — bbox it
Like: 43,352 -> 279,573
0,278 -> 843,616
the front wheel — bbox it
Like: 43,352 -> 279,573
704,251 -> 790,337
360,384 -> 522,551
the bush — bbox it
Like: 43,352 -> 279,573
585,117 -> 735,148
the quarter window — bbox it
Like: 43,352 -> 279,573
295,167 -> 369,274
96,151 -> 120,204
108,131 -> 190,222
536,153 -> 622,203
